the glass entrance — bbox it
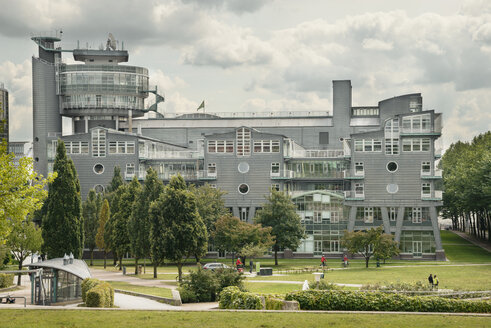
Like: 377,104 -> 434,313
330,240 -> 339,252
412,241 -> 422,257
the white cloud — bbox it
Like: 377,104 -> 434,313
362,38 -> 393,51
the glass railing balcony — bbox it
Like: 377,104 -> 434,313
435,148 -> 442,158
343,170 -> 364,179
421,169 -> 442,179
272,170 -> 344,179
139,150 -> 200,160
421,190 -> 443,201
344,191 -> 365,200
290,149 -> 344,158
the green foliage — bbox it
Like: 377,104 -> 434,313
83,189 -> 100,264
179,267 -> 245,303
82,278 -> 114,308
6,218 -> 43,285
285,290 -> 491,313
361,281 -> 432,292
150,174 -> 207,281
129,168 -> 163,272
95,200 -> 110,254
190,183 -> 228,240
0,142 -> 54,242
218,286 -> 263,310
42,140 -> 83,258
264,296 -> 286,310
255,189 -> 305,265
309,281 -> 342,290
342,226 -> 398,268
214,215 -> 273,260
0,273 -> 14,288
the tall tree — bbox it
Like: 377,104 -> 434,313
214,215 -> 273,265
342,226 -> 398,268
42,140 -> 83,258
112,177 -> 141,270
255,189 -> 305,265
107,166 -> 124,193
83,189 -> 99,266
150,174 -> 207,282
129,168 -> 163,274
0,143 -> 54,241
96,199 -> 110,269
6,218 -> 43,285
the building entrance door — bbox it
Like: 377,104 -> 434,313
330,240 -> 339,252
412,241 -> 422,257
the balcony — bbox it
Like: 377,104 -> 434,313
421,169 -> 442,179
344,191 -> 365,201
271,170 -> 344,180
434,148 -> 442,159
290,149 -> 345,159
139,150 -> 200,160
343,170 -> 364,179
198,170 -> 217,180
421,190 -> 443,201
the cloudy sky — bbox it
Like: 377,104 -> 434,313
1,0 -> 490,149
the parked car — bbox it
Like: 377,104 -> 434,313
202,263 -> 230,271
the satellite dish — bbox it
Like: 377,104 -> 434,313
109,33 -> 117,50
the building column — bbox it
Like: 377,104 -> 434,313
347,206 -> 356,231
394,207 -> 405,242
84,116 -> 89,133
380,207 -> 391,234
430,206 -> 443,249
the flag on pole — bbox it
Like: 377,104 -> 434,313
197,100 -> 205,111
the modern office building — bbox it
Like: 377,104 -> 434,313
8,141 -> 33,166
0,82 -> 8,146
31,34 -> 444,260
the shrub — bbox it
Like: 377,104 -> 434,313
81,278 -> 114,307
285,290 -> 491,313
265,296 -> 284,310
309,281 -> 341,291
179,267 -> 245,303
219,286 -> 262,310
0,273 -> 14,288
361,281 -> 432,292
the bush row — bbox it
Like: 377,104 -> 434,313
219,286 -> 262,310
179,268 -> 245,303
81,278 -> 114,308
0,273 -> 14,288
285,290 -> 491,313
361,281 -> 433,292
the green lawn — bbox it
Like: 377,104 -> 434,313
440,230 -> 491,263
248,264 -> 491,290
107,281 -> 173,298
1,310 -> 490,328
244,281 -> 303,294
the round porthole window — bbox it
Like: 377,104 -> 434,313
387,161 -> 398,173
93,163 -> 104,174
238,183 -> 249,195
386,183 -> 399,194
238,162 -> 249,174
94,185 -> 104,193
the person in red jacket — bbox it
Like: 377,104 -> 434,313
321,255 -> 326,268
236,257 -> 242,270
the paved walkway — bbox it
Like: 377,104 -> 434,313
451,230 -> 491,252
89,268 -> 177,289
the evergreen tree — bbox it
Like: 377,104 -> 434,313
129,168 -> 163,274
83,189 -> 99,266
42,140 -> 83,258
150,174 -> 207,281
96,199 -> 110,269
104,167 -> 125,265
255,189 -> 305,265
112,176 -> 141,269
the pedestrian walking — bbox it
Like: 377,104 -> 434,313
321,255 -> 326,268
433,275 -> 439,290
236,257 -> 242,270
343,254 -> 349,267
428,273 -> 433,289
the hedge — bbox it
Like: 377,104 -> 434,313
285,290 -> 491,313
0,273 -> 14,288
219,286 -> 262,310
81,278 -> 114,308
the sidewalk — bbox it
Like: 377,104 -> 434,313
451,231 -> 491,252
89,268 -> 177,289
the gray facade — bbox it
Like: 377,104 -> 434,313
0,83 -> 8,146
31,36 -> 444,260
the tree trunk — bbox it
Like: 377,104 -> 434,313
177,261 -> 183,283
153,263 -> 158,279
365,256 -> 369,268
143,258 -> 146,274
118,256 -> 122,270
113,253 -> 117,266
134,257 -> 139,275
103,251 -> 107,269
90,249 -> 94,266
17,260 -> 23,286
274,249 -> 278,266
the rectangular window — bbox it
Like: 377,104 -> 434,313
355,162 -> 364,176
207,163 -> 216,175
226,141 -> 234,153
331,211 -> 339,223
402,114 -> 432,133
314,211 -> 322,223
402,138 -> 431,152
271,184 -> 280,191
354,139 -> 382,152
239,207 -> 249,222
389,207 -> 398,221
421,161 -> 431,175
237,128 -> 251,157
271,162 -> 280,174
385,138 -> 399,155
319,132 -> 329,145
412,207 -> 422,223
208,140 -> 216,153
364,207 -> 374,223
355,183 -> 364,197
253,140 -> 280,153
92,129 -> 106,157
421,183 -> 431,197
208,140 -> 234,153
126,163 -> 135,175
